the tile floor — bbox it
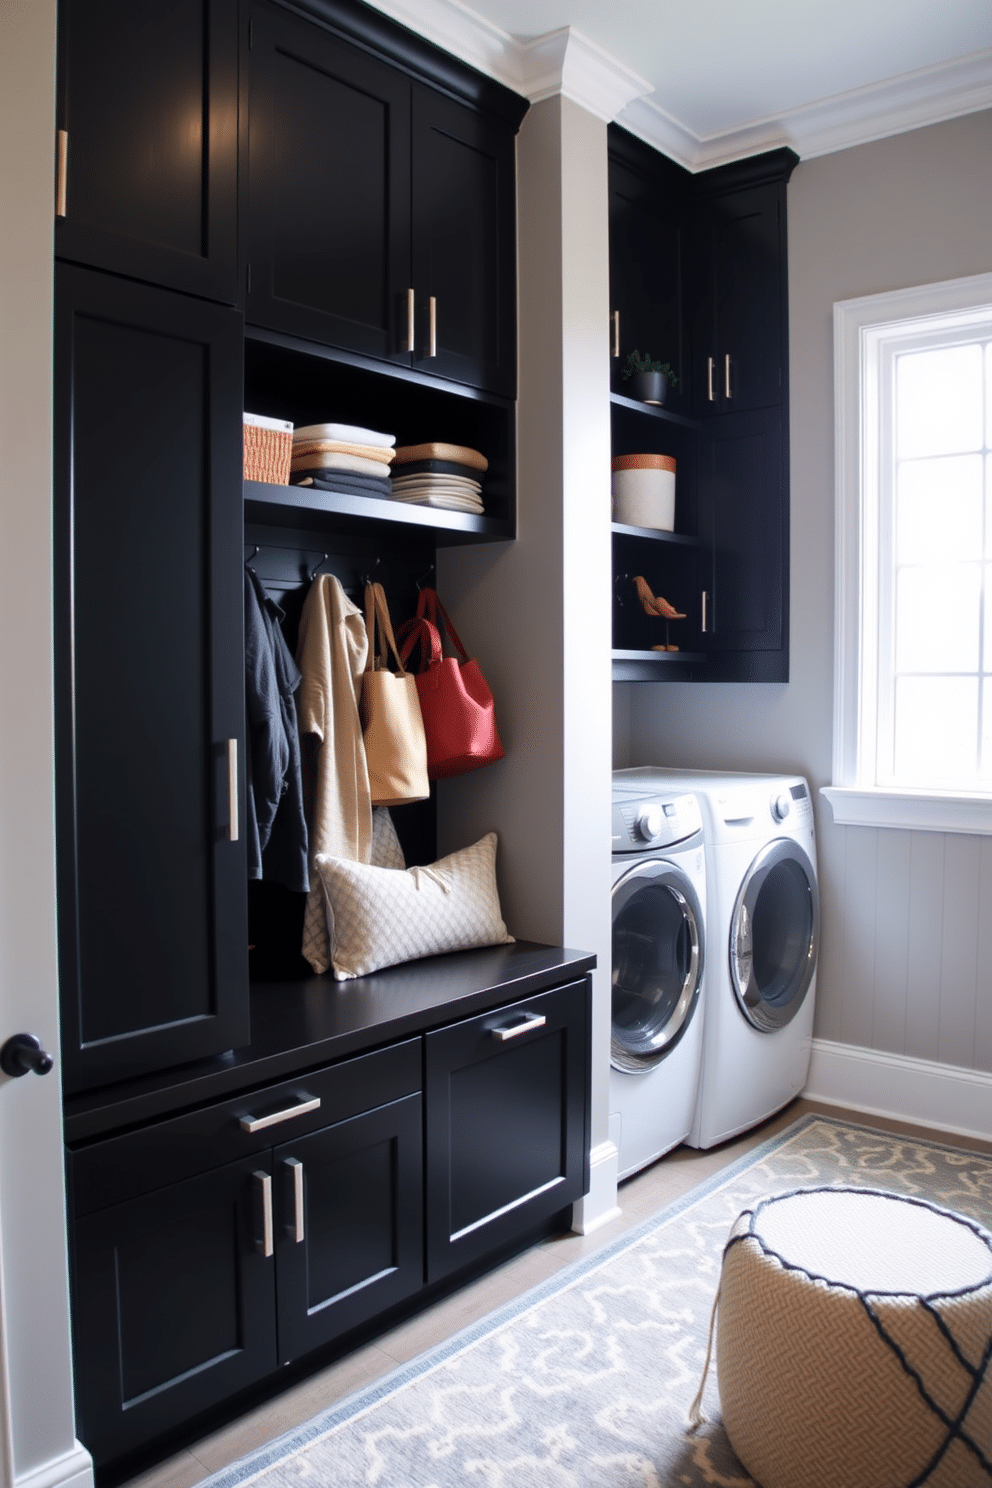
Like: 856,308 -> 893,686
119,1097 -> 992,1488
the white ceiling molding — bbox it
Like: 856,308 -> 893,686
518,28 -> 652,122
619,46 -> 992,171
363,0 -> 992,169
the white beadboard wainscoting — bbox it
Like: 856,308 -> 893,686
817,820 -> 992,1078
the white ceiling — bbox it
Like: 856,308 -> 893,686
369,0 -> 992,168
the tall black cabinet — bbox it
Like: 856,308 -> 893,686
54,266 -> 249,1094
54,4 -> 596,1479
608,128 -> 796,682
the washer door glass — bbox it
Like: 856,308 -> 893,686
730,838 -> 819,1032
611,860 -> 704,1073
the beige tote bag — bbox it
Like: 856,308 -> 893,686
360,582 -> 430,806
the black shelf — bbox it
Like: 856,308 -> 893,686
609,391 -> 701,430
611,521 -> 699,545
612,648 -> 705,682
244,480 -> 513,545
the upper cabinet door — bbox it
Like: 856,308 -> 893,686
410,87 -> 517,397
245,2 -> 412,364
607,137 -> 689,412
54,265 -> 249,1094
56,0 -> 238,302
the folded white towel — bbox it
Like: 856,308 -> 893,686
293,422 -> 395,448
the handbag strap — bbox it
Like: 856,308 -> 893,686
416,586 -> 470,663
364,582 -> 410,677
396,614 -> 443,672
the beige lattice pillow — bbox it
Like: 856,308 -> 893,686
315,832 -> 514,981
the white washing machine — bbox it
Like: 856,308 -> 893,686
609,777 -> 707,1179
616,768 -> 819,1149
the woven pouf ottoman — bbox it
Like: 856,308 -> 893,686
716,1187 -> 992,1488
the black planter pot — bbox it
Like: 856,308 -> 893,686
626,370 -> 668,406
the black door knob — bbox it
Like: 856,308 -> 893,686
1,1033 -> 54,1078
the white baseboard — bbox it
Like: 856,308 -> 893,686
571,1140 -> 621,1235
806,1038 -> 992,1144
15,1443 -> 93,1488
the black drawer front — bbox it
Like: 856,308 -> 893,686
424,978 -> 590,1282
71,1038 -> 421,1216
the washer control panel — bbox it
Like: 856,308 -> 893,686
612,792 -> 702,853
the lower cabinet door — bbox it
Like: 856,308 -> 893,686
274,1093 -> 424,1363
71,1156 -> 277,1465
424,979 -> 590,1283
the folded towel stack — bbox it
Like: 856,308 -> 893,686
291,422 -> 396,499
391,442 -> 487,514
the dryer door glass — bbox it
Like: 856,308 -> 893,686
611,862 -> 703,1073
730,839 -> 819,1031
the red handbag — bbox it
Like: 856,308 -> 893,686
397,587 -> 505,779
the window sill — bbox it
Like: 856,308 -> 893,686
821,786 -> 992,835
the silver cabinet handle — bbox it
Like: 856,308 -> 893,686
283,1157 -> 305,1243
427,295 -> 437,357
724,352 -> 732,399
56,129 -> 68,218
701,590 -> 709,634
239,1095 -> 320,1134
707,356 -> 715,402
611,309 -> 620,358
227,738 -> 238,842
253,1170 -> 273,1257
492,1012 -> 546,1042
406,287 -> 415,354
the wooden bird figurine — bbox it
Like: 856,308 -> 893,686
633,575 -> 686,620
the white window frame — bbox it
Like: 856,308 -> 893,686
823,271 -> 992,835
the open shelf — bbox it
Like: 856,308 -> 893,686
609,391 -> 701,430
244,480 -> 512,545
611,521 -> 699,545
612,648 -> 706,682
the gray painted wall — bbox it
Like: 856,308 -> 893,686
620,108 -> 992,1074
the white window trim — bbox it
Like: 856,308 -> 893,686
823,270 -> 992,836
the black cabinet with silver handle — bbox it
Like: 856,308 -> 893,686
65,952 -> 593,1474
245,0 -> 524,396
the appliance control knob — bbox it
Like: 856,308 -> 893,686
772,791 -> 791,822
635,805 -> 664,841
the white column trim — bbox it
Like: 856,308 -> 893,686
571,1141 -> 622,1235
518,29 -> 651,122
806,1038 -> 992,1144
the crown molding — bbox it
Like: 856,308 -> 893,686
361,0 -> 992,166
519,28 -> 652,122
617,47 -> 992,171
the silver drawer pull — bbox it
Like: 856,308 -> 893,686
492,1012 -> 546,1042
253,1170 -> 273,1257
284,1157 -> 305,1243
239,1095 -> 320,1134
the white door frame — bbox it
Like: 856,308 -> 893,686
0,4 -> 93,1486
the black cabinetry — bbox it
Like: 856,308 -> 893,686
66,955 -> 593,1470
607,128 -> 796,682
54,264 -> 249,1094
56,0 -> 238,302
245,0 -> 523,396
425,980 -> 589,1281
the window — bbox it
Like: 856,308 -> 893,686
825,272 -> 992,833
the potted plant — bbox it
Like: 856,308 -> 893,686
621,350 -> 679,407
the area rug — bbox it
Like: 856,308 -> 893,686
201,1115 -> 992,1488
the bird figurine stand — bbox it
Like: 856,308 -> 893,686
633,575 -> 685,651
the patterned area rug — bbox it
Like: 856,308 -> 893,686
202,1116 -> 992,1488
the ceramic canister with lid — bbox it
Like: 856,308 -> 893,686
611,453 -> 677,531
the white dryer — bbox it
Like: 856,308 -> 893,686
616,768 -> 819,1149
610,778 -> 707,1179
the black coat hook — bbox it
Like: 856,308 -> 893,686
245,544 -> 260,571
415,562 -> 436,591
361,556 -> 381,590
308,553 -> 328,583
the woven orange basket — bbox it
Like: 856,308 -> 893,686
243,414 -> 293,485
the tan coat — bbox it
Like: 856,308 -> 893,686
296,574 -> 372,973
